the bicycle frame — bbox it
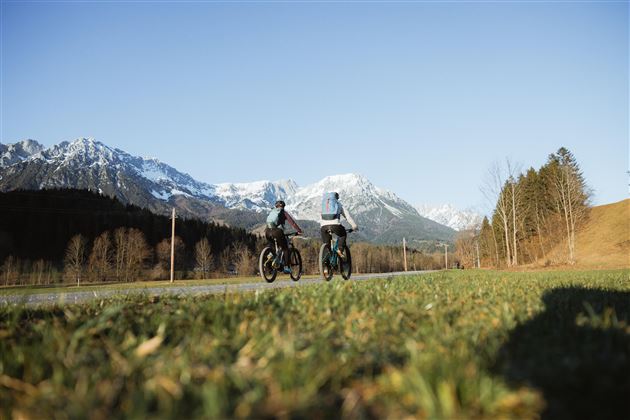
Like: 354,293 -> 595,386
325,228 -> 353,268
269,232 -> 298,269
328,235 -> 340,267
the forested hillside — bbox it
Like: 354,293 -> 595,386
456,148 -> 595,268
0,189 -> 257,283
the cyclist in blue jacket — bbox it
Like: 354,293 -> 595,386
320,192 -> 358,260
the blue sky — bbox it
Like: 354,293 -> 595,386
1,1 -> 628,211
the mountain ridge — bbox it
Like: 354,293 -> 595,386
415,203 -> 483,231
0,138 -> 456,245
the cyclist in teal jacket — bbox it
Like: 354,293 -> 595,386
265,200 -> 302,273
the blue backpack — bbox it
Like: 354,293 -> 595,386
321,192 -> 341,220
266,208 -> 282,228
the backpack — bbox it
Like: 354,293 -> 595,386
266,208 -> 283,228
321,192 -> 341,220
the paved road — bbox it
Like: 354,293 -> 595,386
0,270 -> 436,307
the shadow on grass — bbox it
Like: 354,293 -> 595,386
493,287 -> 630,419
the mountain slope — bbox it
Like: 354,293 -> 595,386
0,138 -> 455,245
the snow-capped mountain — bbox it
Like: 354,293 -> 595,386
288,174 -> 417,221
285,173 -> 455,244
214,179 -> 298,212
0,138 -> 218,213
0,138 -> 455,244
0,139 -> 44,167
0,138 -> 296,214
415,204 -> 482,231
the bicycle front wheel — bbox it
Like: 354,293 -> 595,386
289,248 -> 302,281
258,247 -> 277,283
339,245 -> 352,280
319,244 -> 334,281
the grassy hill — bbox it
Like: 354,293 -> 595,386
549,198 -> 629,269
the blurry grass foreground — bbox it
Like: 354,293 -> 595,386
1,269 -> 628,419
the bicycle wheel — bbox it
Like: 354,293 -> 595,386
289,248 -> 302,281
339,245 -> 352,280
319,244 -> 334,281
258,247 -> 277,283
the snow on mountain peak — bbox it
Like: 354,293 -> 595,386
0,139 -> 45,167
292,173 -> 375,201
415,204 -> 482,231
48,137 -> 118,163
213,178 -> 299,211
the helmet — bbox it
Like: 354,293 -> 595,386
334,192 -> 339,199
275,200 -> 286,208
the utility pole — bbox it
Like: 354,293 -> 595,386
443,243 -> 448,270
170,208 -> 176,283
403,237 -> 408,272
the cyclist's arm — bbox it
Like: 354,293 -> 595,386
284,211 -> 303,234
341,206 -> 358,231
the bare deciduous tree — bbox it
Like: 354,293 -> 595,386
126,228 -> 150,281
2,256 -> 20,286
114,227 -> 128,281
483,162 -> 513,267
194,238 -> 213,279
64,234 -> 87,286
482,159 -> 524,267
548,148 -> 590,263
455,229 -> 478,269
113,228 -> 150,282
88,231 -> 112,282
31,259 -> 46,285
218,247 -> 232,275
232,242 -> 255,276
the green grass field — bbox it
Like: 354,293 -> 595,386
1,270 -> 628,419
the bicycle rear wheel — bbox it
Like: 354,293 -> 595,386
339,245 -> 352,280
289,248 -> 302,281
319,244 -> 334,281
258,247 -> 277,283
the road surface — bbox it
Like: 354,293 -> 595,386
0,270 -> 437,307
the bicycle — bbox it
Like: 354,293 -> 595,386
319,228 -> 354,281
258,232 -> 303,283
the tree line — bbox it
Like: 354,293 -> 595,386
0,189 -> 445,286
455,147 -> 590,268
3,232 -> 445,286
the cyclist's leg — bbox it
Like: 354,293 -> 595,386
330,225 -> 347,249
320,226 -> 332,250
264,228 -> 275,248
271,228 -> 290,265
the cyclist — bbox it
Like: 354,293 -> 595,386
265,200 -> 303,273
320,192 -> 358,260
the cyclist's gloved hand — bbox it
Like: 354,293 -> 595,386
297,230 -> 303,235
351,225 -> 359,232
